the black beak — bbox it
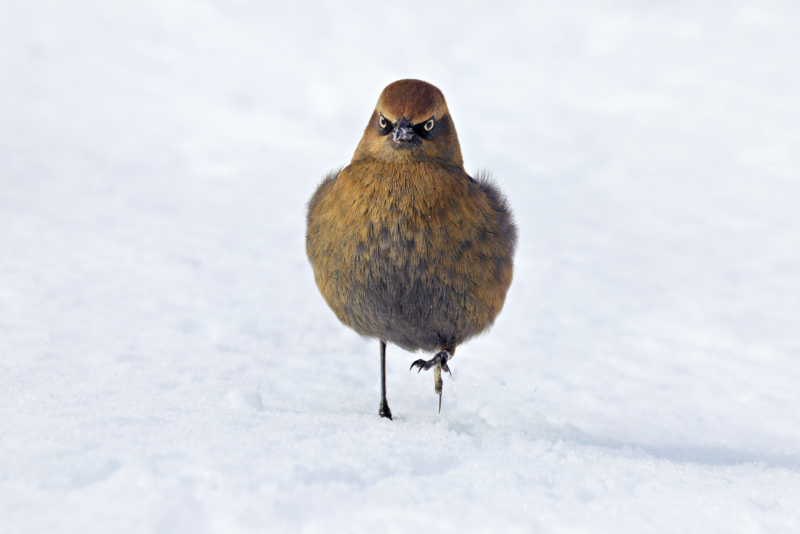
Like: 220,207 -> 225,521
392,118 -> 417,143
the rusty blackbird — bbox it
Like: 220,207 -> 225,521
306,79 -> 517,419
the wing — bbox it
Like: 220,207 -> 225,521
305,167 -> 342,232
472,170 -> 518,259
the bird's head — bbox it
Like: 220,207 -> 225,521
352,79 -> 464,168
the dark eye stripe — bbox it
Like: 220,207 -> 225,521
412,117 -> 436,139
377,114 -> 392,135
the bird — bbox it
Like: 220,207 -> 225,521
305,79 -> 517,420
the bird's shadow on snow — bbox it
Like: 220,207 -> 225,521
639,444 -> 800,471
559,426 -> 800,471
574,435 -> 800,471
443,412 -> 800,471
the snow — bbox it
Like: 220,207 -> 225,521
2,0 -> 800,532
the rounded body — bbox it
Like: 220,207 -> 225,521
306,160 -> 516,352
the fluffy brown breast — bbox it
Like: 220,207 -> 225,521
306,161 -> 516,352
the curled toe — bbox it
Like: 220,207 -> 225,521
410,359 -> 427,372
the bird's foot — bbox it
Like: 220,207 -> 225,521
410,350 -> 452,413
409,350 -> 452,376
379,397 -> 392,421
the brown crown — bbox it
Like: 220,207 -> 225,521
376,79 -> 448,122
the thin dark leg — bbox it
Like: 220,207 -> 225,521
379,340 -> 392,420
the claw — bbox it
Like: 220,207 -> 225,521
410,349 -> 453,414
410,359 -> 428,372
410,350 -> 451,374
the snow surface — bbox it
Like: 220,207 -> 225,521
2,0 -> 800,532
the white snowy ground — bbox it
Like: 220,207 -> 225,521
2,0 -> 800,532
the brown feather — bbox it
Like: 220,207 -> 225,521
306,79 -> 516,353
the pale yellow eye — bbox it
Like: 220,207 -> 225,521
424,119 -> 435,131
379,115 -> 387,128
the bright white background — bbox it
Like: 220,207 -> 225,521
2,1 -> 799,532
